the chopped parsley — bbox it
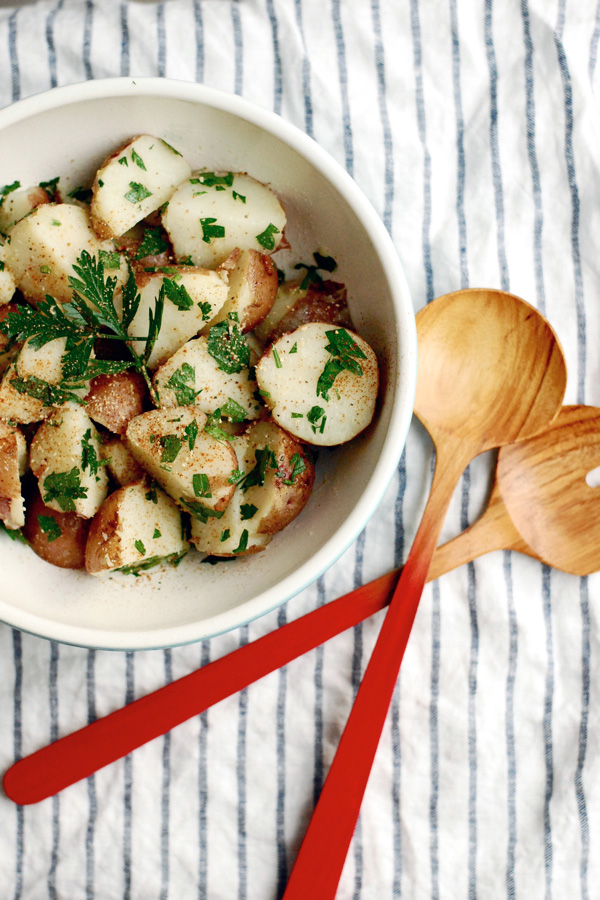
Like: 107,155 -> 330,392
81,428 -> 107,480
135,539 -> 146,555
0,180 -> 20,208
220,529 -> 231,542
37,515 -> 62,543
279,452 -> 306,485
98,249 -> 121,270
161,139 -> 183,157
240,503 -> 258,520
193,473 -> 212,498
159,434 -> 182,464
184,418 -> 199,451
238,447 -> 277,492
39,265 -> 52,275
153,528 -> 162,539
178,497 -> 224,524
220,397 -> 247,422
136,227 -> 169,259
307,405 -> 327,434
162,277 -> 194,310
9,373 -> 85,407
200,216 -> 225,243
67,185 -> 92,203
39,177 -> 60,202
191,172 -> 234,188
166,363 -> 199,406
289,342 -> 298,354
272,346 -> 282,369
131,148 -> 146,170
118,550 -> 186,576
294,251 -> 337,290
232,529 -> 249,554
228,468 -> 245,485
145,486 -> 159,503
198,301 -> 212,321
118,156 -> 128,166
255,223 -> 280,251
232,191 -> 246,203
316,328 -> 366,402
42,468 -> 88,512
206,319 -> 250,373
124,181 -> 152,204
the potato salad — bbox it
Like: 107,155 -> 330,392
0,135 -> 379,576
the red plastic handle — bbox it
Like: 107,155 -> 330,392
3,567 -> 399,806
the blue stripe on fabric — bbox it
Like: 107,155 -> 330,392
266,0 -> 283,115
520,0 -> 546,315
120,2 -> 130,78
237,625 -> 249,900
294,0 -> 314,138
49,642 -> 60,900
198,639 -> 210,900
555,6 -> 586,405
331,0 -> 353,176
484,0 -> 509,290
313,576 -> 326,809
429,581 -> 441,900
590,0 -> 600,80
351,530 -> 366,898
8,10 -> 19,103
231,1 -> 243,97
276,606 -> 288,898
371,0 -> 393,233
46,1 -> 63,89
12,630 -> 23,900
83,0 -> 93,81
86,650 -> 98,900
503,552 -> 518,900
461,466 -> 479,900
409,0 -> 434,303
157,3 -> 166,78
160,649 -> 173,900
575,577 -> 590,900
123,651 -> 135,900
449,0 -> 468,288
193,0 -> 204,84
541,567 -> 554,897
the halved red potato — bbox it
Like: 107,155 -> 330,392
23,488 -> 90,569
30,407 -> 108,519
162,171 -> 287,268
127,267 -> 228,369
4,204 -> 127,305
153,332 -> 260,421
91,135 -> 191,239
254,279 -> 351,345
85,371 -> 147,434
255,323 -> 379,446
125,407 -> 238,517
210,249 -> 278,333
0,419 -> 27,529
85,480 -> 188,575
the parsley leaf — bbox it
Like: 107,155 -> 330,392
131,149 -> 146,170
37,515 -> 62,542
294,251 -> 338,290
316,328 -> 366,401
162,277 -> 194,310
191,172 -> 234,188
232,529 -> 249,554
278,452 -> 306,485
160,434 -> 182,464
166,363 -> 199,406
238,447 -> 277,492
81,428 -> 107,480
184,418 -> 199,451
0,180 -> 20,208
135,539 -> 146,555
255,223 -> 280,251
240,503 -> 257,520
42,468 -> 88,512
136,227 -> 169,259
220,397 -> 247,422
178,497 -> 224,524
200,217 -> 225,243
39,177 -> 60,202
206,320 -> 250,374
124,182 -> 152,204
193,473 -> 212,498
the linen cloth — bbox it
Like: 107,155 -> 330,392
0,0 -> 599,897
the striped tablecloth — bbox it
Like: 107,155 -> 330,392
1,1 -> 599,897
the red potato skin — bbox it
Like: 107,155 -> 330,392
268,281 -> 351,342
85,371 -> 147,434
23,489 -> 90,569
84,488 -> 121,574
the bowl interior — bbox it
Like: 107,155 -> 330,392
0,81 -> 415,648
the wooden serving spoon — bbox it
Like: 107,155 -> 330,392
1,290 -> 567,809
280,288 -> 567,900
6,401 -> 598,807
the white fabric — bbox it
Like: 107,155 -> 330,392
0,0 -> 599,898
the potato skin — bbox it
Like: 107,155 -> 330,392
84,489 -> 120,575
85,371 -> 147,434
23,489 -> 90,569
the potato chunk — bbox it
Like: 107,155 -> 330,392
30,408 -> 108,519
211,249 -> 278,333
85,371 -> 147,434
0,243 -> 16,305
162,171 -> 286,268
23,488 -> 90,569
91,135 -> 191,239
0,419 -> 26,529
253,279 -> 350,345
0,337 -> 80,425
153,332 -> 260,421
99,435 -> 146,486
255,323 -> 379,446
85,480 -> 188,575
127,268 -> 227,369
125,407 -> 238,517
4,204 -> 125,305
0,184 -> 51,233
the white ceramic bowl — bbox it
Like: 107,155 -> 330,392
0,78 -> 416,649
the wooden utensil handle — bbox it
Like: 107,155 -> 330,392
282,445 -> 467,900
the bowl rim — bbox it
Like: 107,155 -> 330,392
0,77 -> 417,649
